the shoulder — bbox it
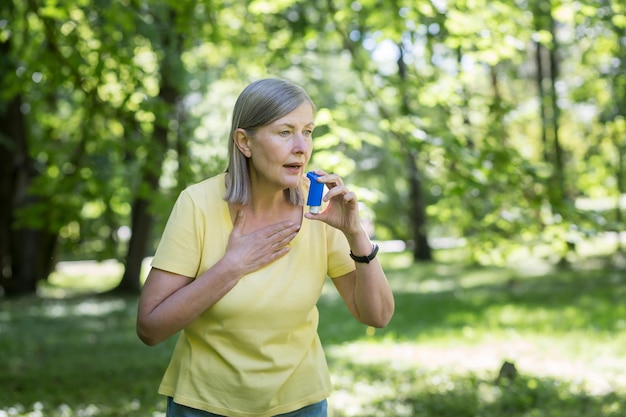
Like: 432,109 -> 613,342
179,173 -> 226,203
183,173 -> 225,194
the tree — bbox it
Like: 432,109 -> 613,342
1,1 -> 96,295
114,2 -> 189,293
1,0 -> 624,297
323,0 -> 439,261
0,1 -> 47,294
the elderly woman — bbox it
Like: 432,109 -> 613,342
136,78 -> 394,417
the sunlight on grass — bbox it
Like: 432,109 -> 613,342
36,298 -> 127,318
0,293 -> 173,417
377,251 -> 413,269
45,260 -> 122,293
318,253 -> 626,415
42,258 -> 152,297
0,400 -> 150,417
2,252 -> 625,417
326,333 -> 626,416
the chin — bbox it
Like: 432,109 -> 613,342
284,173 -> 303,183
284,179 -> 301,189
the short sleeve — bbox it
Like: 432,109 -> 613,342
151,189 -> 205,278
326,225 -> 355,278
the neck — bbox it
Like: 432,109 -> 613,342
246,189 -> 291,215
230,189 -> 301,231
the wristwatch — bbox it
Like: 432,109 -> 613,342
350,243 -> 379,264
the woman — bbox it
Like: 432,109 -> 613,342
136,78 -> 394,417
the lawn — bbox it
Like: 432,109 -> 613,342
1,252 -> 625,416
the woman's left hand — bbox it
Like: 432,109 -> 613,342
304,170 -> 362,236
305,170 -> 395,329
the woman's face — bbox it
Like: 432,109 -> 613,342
239,102 -> 315,193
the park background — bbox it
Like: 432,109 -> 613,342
1,0 -> 625,416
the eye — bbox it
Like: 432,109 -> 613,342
303,129 -> 313,137
279,130 -> 291,137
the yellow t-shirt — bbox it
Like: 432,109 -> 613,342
151,174 -> 355,417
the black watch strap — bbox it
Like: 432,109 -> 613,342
350,243 -> 379,264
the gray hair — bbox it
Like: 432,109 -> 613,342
224,78 -> 316,205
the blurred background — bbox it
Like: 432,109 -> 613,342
2,0 -> 625,294
1,0 -> 625,416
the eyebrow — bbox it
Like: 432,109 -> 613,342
277,122 -> 315,128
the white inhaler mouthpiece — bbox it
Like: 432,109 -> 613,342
306,171 -> 324,214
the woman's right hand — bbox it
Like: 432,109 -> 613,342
137,211 -> 299,346
223,210 -> 300,276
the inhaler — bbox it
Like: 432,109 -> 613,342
306,171 -> 324,214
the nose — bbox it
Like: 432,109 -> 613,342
292,132 -> 310,154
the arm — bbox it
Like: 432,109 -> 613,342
332,229 -> 394,328
304,171 -> 394,328
136,261 -> 241,346
136,210 -> 300,346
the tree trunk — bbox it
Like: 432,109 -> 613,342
534,1 -> 570,265
114,85 -> 179,293
407,150 -> 432,261
114,8 -> 183,293
0,91 -> 16,293
548,9 -> 566,206
0,93 -> 57,296
617,143 -> 625,253
0,4 -> 71,296
398,44 -> 432,261
0,93 -> 34,295
115,197 -> 154,293
534,40 -> 549,162
534,1 -> 565,206
609,6 -> 626,254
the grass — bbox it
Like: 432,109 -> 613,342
1,252 -> 625,416
319,253 -> 626,416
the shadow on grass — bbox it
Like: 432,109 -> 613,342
318,261 -> 626,344
1,259 -> 625,416
317,260 -> 626,416
0,294 -> 175,416
327,360 -> 625,417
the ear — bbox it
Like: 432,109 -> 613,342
234,129 -> 252,158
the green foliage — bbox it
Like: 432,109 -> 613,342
314,0 -> 626,262
2,0 -> 625,291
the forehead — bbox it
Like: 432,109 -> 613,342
271,102 -> 315,126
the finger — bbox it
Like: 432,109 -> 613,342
275,227 -> 299,246
263,228 -> 299,252
321,173 -> 344,187
323,184 -> 349,202
267,246 -> 291,262
312,171 -> 343,188
342,191 -> 357,204
311,169 -> 328,177
261,221 -> 300,239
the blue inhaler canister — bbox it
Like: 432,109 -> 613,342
306,171 -> 324,214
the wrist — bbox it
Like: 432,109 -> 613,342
216,254 -> 246,280
350,243 -> 379,264
344,227 -> 371,254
